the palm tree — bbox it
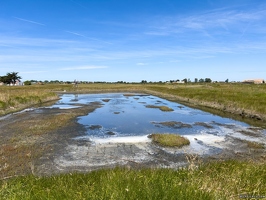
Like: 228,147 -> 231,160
0,72 -> 22,85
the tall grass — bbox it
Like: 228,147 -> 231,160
0,160 -> 265,199
0,85 -> 60,115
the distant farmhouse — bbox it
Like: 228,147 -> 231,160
0,80 -> 23,86
242,79 -> 265,84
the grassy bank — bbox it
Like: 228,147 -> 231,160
0,160 -> 265,200
1,83 -> 266,121
0,85 -> 61,116
144,83 -> 266,121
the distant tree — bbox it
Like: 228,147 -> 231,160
0,75 -> 9,84
199,78 -> 204,83
24,80 -> 32,85
141,80 -> 147,84
8,72 -> 21,84
225,79 -> 229,83
182,78 -> 188,83
0,72 -> 21,85
205,78 -> 212,83
194,78 -> 198,83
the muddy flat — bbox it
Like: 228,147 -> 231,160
0,95 -> 266,179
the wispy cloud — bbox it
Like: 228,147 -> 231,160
65,31 -> 86,38
145,6 -> 266,37
13,17 -> 45,26
70,0 -> 88,9
60,66 -> 108,71
65,30 -> 113,44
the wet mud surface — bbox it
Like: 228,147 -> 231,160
0,94 -> 266,178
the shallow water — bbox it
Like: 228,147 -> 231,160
53,93 -> 266,145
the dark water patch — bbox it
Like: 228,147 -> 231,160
194,122 -> 214,129
106,131 -> 116,135
237,129 -> 262,137
211,121 -> 237,129
102,99 -> 111,103
248,127 -> 264,131
89,125 -> 102,130
138,102 -> 146,104
152,121 -> 192,129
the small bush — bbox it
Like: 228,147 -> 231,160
23,81 -> 32,85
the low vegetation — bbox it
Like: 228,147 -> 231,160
144,83 -> 266,121
246,141 -> 265,149
0,83 -> 266,199
0,85 -> 60,115
149,133 -> 190,147
0,160 -> 265,199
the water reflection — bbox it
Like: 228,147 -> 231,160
53,93 -> 266,143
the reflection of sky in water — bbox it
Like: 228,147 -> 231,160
50,93 -> 266,140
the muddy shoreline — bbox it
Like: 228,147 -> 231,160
0,92 -> 266,179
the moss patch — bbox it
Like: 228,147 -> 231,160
149,133 -> 190,148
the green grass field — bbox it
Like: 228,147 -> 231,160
0,83 -> 266,199
0,161 -> 265,199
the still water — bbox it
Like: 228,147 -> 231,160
54,93 -> 266,143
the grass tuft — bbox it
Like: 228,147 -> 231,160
149,133 -> 190,147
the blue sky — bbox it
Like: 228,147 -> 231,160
0,0 -> 266,82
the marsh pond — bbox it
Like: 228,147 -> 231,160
1,93 -> 266,175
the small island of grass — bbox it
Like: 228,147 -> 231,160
145,105 -> 174,112
149,133 -> 190,148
